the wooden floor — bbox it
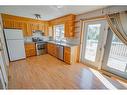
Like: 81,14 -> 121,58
9,54 -> 127,89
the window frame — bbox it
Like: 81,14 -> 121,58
53,24 -> 65,41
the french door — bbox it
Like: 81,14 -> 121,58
102,28 -> 127,79
81,20 -> 107,67
81,19 -> 127,79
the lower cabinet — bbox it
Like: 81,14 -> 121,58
64,47 -> 71,64
25,43 -> 36,57
64,46 -> 78,65
47,43 -> 57,57
47,43 -> 78,65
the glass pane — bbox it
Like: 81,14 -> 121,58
54,24 -> 64,41
107,34 -> 127,72
85,24 -> 101,62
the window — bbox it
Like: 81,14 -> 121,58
102,28 -> 127,79
54,24 -> 64,42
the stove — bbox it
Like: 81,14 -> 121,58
36,42 -> 47,55
32,37 -> 47,55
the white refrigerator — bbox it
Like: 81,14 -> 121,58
4,29 -> 26,61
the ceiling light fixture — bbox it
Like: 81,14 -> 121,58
34,14 -> 41,19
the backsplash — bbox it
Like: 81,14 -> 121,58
24,30 -> 53,43
63,37 -> 80,45
24,29 -> 79,45
24,36 -> 33,42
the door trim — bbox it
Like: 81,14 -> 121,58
80,19 -> 108,68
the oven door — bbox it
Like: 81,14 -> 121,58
36,43 -> 47,55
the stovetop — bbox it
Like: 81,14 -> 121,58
35,41 -> 47,44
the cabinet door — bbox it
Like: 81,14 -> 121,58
64,22 -> 69,37
51,44 -> 55,56
53,44 -> 57,57
48,26 -> 53,36
44,23 -> 49,36
26,24 -> 32,36
38,24 -> 43,31
47,43 -> 52,55
31,23 -> 39,30
64,47 -> 71,64
47,44 -> 50,54
3,20 -> 15,29
47,43 -> 57,57
25,43 -> 36,57
14,22 -> 23,29
21,23 -> 27,37
64,22 -> 74,37
47,43 -> 50,54
25,49 -> 36,57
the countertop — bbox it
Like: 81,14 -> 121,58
24,41 -> 36,44
47,41 -> 79,47
24,40 -> 79,47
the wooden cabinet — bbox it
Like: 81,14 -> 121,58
47,43 -> 52,55
64,47 -> 71,64
64,46 -> 78,64
47,42 -> 78,65
64,18 -> 75,37
3,20 -> 22,29
47,43 -> 57,57
25,43 -> 36,57
1,14 -> 49,37
49,14 -> 76,37
26,23 -> 32,36
44,22 -> 49,36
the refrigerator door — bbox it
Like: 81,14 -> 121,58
6,39 -> 26,61
4,29 -> 24,40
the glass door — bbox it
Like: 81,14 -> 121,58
102,28 -> 127,79
81,20 -> 107,67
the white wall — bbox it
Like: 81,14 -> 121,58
76,6 -> 127,67
75,6 -> 127,44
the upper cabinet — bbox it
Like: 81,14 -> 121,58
49,14 -> 76,37
1,14 -> 49,37
1,14 -> 75,37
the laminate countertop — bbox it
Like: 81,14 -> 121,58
47,41 -> 79,47
24,40 -> 79,47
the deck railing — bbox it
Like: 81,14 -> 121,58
110,42 -> 127,58
90,40 -> 127,58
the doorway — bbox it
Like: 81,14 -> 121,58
81,19 -> 127,79
81,19 -> 107,68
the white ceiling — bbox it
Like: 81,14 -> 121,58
0,6 -> 106,20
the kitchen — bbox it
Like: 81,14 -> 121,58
0,6 -> 127,89
2,13 -> 79,65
